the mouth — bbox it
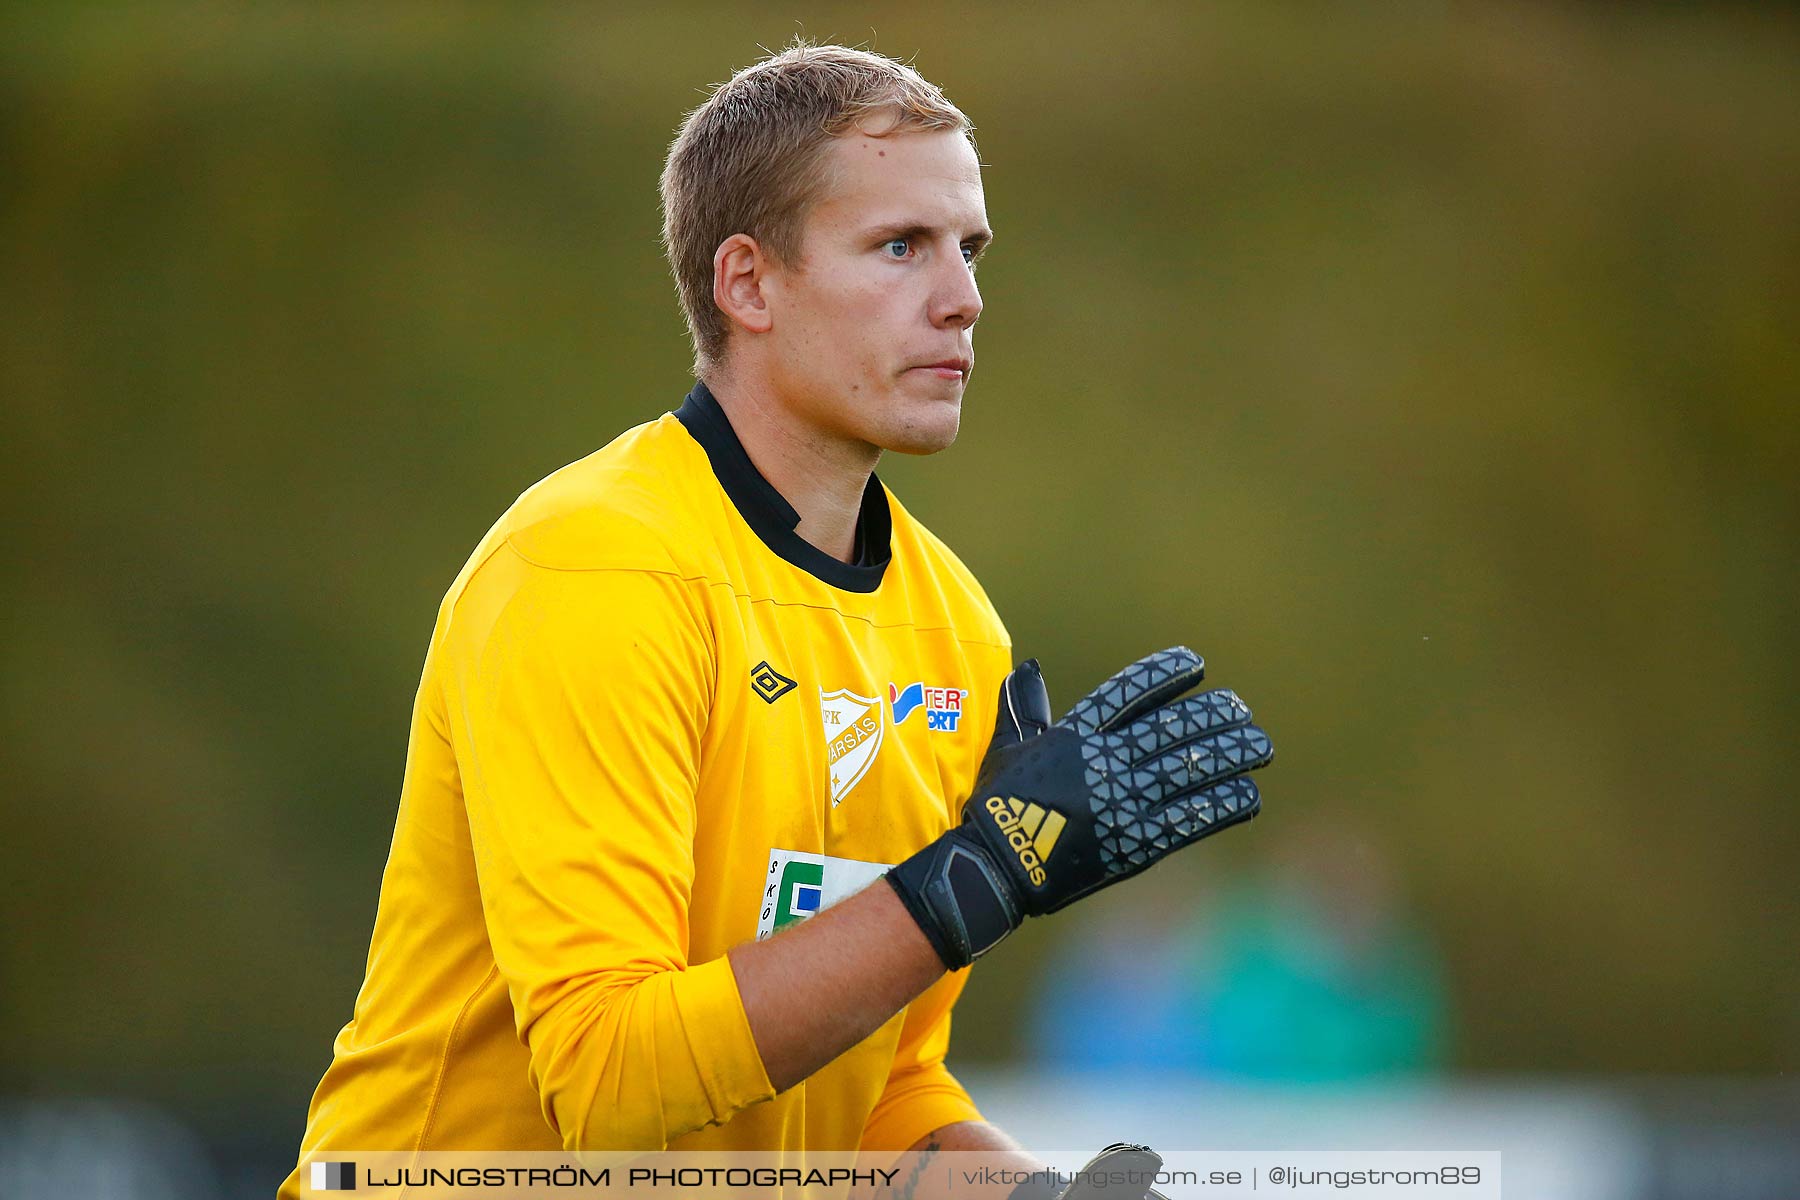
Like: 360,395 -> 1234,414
911,357 -> 972,381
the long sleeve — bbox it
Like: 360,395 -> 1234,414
442,539 -> 775,1153
858,968 -> 983,1153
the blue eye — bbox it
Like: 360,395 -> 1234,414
961,245 -> 977,265
884,238 -> 910,258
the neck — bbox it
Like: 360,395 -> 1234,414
703,368 -> 880,564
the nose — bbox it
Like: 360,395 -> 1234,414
930,248 -> 983,331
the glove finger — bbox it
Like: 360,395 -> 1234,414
975,659 -> 1054,778
1105,689 -> 1254,767
1089,721 -> 1271,810
1060,1144 -> 1165,1200
1093,776 -> 1262,876
1059,646 -> 1205,736
1141,723 -> 1274,802
996,658 -> 1053,747
1155,775 -> 1262,848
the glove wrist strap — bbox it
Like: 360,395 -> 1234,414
885,827 -> 1023,970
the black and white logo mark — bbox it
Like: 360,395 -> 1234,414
750,660 -> 797,704
310,1161 -> 356,1191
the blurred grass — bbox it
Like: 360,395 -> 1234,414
2,3 -> 1796,1119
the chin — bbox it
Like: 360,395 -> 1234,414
880,410 -> 962,456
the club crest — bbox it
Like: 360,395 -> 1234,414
820,686 -> 884,806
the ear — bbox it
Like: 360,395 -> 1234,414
712,233 -> 774,337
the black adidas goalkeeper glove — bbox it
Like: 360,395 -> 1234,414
1006,1143 -> 1170,1200
887,647 -> 1271,970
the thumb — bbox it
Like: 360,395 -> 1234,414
989,658 -> 1052,754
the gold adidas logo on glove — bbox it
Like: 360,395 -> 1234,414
984,796 -> 1067,887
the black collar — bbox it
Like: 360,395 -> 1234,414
674,381 -> 892,593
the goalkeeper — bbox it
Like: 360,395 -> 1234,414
281,42 -> 1272,1200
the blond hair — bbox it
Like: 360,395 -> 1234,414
659,42 -> 973,374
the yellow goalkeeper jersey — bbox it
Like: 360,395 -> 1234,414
279,382 -> 1012,1197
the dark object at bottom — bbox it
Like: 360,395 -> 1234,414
1008,1142 -> 1167,1200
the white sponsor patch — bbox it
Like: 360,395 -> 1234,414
820,686 -> 884,806
757,848 -> 893,940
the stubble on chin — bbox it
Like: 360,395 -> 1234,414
881,396 -> 963,457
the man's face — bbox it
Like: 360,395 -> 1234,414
759,126 -> 989,456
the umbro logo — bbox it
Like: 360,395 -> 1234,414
984,796 -> 1067,887
750,660 -> 797,704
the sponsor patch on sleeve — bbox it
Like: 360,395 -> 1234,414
757,848 -> 894,939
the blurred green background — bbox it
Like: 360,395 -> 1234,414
3,0 -> 1796,1158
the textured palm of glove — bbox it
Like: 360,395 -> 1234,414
886,647 -> 1272,970
1005,1143 -> 1170,1200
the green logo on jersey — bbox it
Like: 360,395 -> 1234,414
771,860 -> 824,934
757,849 -> 892,940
